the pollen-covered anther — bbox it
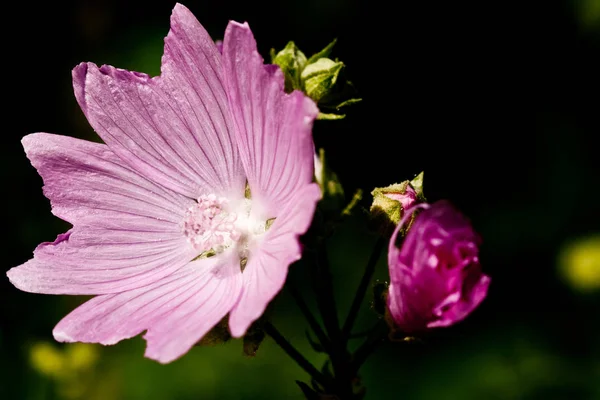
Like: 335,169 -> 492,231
183,194 -> 240,253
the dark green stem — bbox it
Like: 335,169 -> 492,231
264,321 -> 329,388
342,236 -> 386,341
351,319 -> 388,373
302,232 -> 354,398
309,244 -> 342,343
348,325 -> 379,339
288,281 -> 331,351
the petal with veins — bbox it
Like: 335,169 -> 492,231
222,21 -> 318,219
54,254 -> 243,364
229,184 -> 321,336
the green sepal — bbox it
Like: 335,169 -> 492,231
301,58 -> 344,103
369,172 -> 426,238
334,97 -> 362,109
271,38 -> 361,120
369,181 -> 410,236
307,38 -> 337,64
317,112 -> 346,120
410,171 -> 425,201
242,321 -> 266,357
196,317 -> 231,347
315,79 -> 362,120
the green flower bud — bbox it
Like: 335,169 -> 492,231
270,41 -> 307,92
369,172 -> 425,237
301,58 -> 344,103
270,39 -> 361,120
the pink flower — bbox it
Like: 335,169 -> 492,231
387,201 -> 490,333
7,4 -> 320,363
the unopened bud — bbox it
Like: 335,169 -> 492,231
369,172 -> 425,237
270,41 -> 307,92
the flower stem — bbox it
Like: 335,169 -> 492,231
342,236 -> 386,341
263,321 -> 329,388
314,245 -> 342,342
351,319 -> 388,373
287,281 -> 331,351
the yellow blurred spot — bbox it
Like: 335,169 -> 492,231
558,234 -> 600,292
30,342 -> 66,378
29,341 -> 100,399
581,0 -> 600,28
66,343 -> 99,370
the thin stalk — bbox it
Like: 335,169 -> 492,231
263,321 -> 329,388
342,236 -> 386,341
311,243 -> 355,399
351,319 -> 388,373
307,243 -> 342,346
287,281 -> 331,351
348,325 -> 378,339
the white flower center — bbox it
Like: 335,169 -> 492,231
183,194 -> 267,258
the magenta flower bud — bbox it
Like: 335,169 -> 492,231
383,185 -> 417,211
386,201 -> 490,333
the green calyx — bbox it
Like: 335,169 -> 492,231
270,39 -> 361,120
196,318 -> 266,358
301,58 -> 344,103
196,317 -> 231,347
369,172 -> 426,238
409,171 -> 424,198
270,41 -> 307,93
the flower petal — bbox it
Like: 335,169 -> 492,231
222,21 -> 318,219
22,133 -> 191,225
73,4 -> 244,199
7,133 -> 195,294
53,255 -> 243,364
427,273 -> 491,328
228,184 -> 321,337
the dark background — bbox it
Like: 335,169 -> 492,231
2,0 -> 599,399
